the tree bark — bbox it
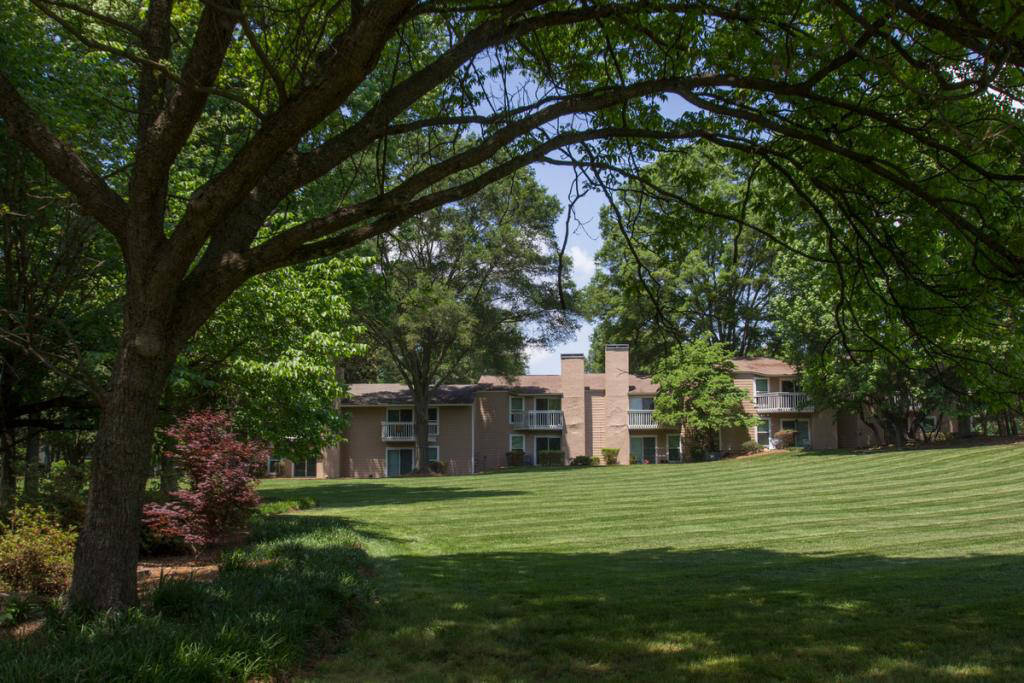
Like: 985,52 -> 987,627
0,431 -> 16,515
159,453 -> 178,495
67,335 -> 177,610
413,384 -> 431,471
23,427 -> 40,500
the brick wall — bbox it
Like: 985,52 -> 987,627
474,391 -> 510,471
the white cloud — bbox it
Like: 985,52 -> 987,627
526,345 -> 561,374
525,321 -> 596,374
567,245 -> 596,287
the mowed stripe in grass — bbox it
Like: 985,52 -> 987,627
260,442 -> 1024,680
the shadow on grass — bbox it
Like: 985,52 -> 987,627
795,436 -> 1024,457
0,513 -> 375,681
259,481 -> 525,508
326,543 -> 1024,680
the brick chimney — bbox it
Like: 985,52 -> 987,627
560,353 -> 585,461
604,344 -> 630,464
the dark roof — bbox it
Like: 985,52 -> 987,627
341,383 -> 480,406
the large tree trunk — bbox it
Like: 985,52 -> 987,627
956,414 -> 972,438
413,384 -> 431,471
68,336 -> 177,610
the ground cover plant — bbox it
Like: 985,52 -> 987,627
259,442 -> 1024,680
0,513 -> 374,681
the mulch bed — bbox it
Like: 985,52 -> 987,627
136,530 -> 249,595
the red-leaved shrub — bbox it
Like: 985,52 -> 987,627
143,411 -> 268,553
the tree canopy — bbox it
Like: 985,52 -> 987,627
652,337 -> 755,453
2,0 -> 1023,610
583,144 -> 779,373
348,170 -> 573,465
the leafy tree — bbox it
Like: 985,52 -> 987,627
171,258 -> 366,464
2,0 -> 1023,609
583,145 -> 779,373
652,338 -> 755,453
351,171 -> 573,467
773,233 -> 1023,447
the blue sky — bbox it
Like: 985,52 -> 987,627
526,161 -> 605,373
521,94 -> 688,373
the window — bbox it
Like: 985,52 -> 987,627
427,446 -> 439,462
757,419 -> 771,446
921,416 -> 937,433
667,434 -> 681,462
292,457 -> 317,477
630,436 -> 656,463
427,407 -> 438,422
781,380 -> 802,393
509,397 -> 524,425
386,407 -> 413,423
629,396 -> 655,410
535,397 -> 561,411
755,378 -> 768,395
781,419 -> 810,447
509,434 -> 525,452
536,436 -> 561,452
386,448 -> 414,477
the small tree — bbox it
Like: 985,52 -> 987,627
653,338 -> 755,452
142,412 -> 268,553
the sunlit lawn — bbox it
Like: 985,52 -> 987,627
260,442 -> 1024,681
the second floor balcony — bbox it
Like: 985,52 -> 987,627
509,410 -> 564,430
754,392 -> 813,414
381,421 -> 438,441
628,410 -> 664,429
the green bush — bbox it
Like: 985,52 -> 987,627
0,595 -> 37,628
689,446 -> 706,462
38,460 -> 89,528
740,440 -> 763,453
0,515 -> 376,680
0,506 -> 77,596
256,497 -> 318,517
601,448 -> 620,465
570,456 -> 595,466
427,459 -> 448,474
506,450 -> 525,467
537,451 -> 564,466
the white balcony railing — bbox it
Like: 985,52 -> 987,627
628,410 -> 661,428
509,410 -> 564,430
754,392 -> 813,413
381,421 -> 438,441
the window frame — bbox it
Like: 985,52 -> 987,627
756,418 -> 771,446
535,435 -> 562,452
535,396 -> 562,412
629,396 -> 655,411
386,407 -> 413,423
509,433 -> 525,452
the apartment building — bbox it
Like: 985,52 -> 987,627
311,344 -> 842,478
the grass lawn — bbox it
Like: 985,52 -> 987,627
259,442 -> 1024,681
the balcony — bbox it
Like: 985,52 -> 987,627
628,410 -> 663,429
380,421 -> 438,441
754,392 -> 813,414
509,410 -> 564,430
